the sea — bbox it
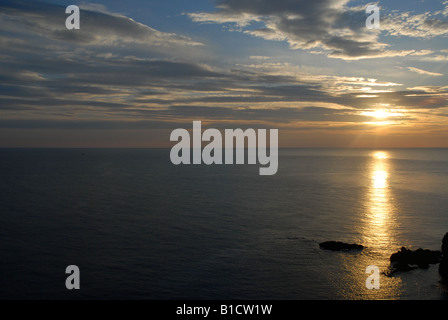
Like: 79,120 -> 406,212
1,148 -> 448,300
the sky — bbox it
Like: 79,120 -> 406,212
1,0 -> 448,148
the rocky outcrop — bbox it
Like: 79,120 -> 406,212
390,247 -> 443,268
439,233 -> 448,281
386,247 -> 443,276
387,234 -> 448,277
319,241 -> 364,251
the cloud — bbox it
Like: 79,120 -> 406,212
1,0 -> 447,141
188,0 -> 448,60
2,36 -> 445,127
0,104 -> 413,131
406,86 -> 448,93
0,0 -> 203,50
187,0 -> 409,60
406,67 -> 444,77
419,55 -> 448,62
383,9 -> 448,38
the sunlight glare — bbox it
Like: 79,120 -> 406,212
373,151 -> 388,159
361,109 -> 405,120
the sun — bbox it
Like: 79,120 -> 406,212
362,109 -> 391,119
361,109 -> 406,125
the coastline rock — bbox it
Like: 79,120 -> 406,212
319,241 -> 364,251
439,233 -> 448,281
387,246 -> 443,276
441,233 -> 448,256
386,233 -> 448,279
439,260 -> 448,280
390,247 -> 442,268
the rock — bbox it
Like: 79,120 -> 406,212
386,247 -> 442,276
386,233 -> 448,279
390,247 -> 442,268
439,233 -> 448,281
439,260 -> 448,280
442,232 -> 448,256
319,241 -> 364,251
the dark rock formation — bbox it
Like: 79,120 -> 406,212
386,233 -> 448,279
319,241 -> 364,251
442,233 -> 448,256
439,260 -> 448,280
390,247 -> 443,268
386,246 -> 443,276
439,233 -> 448,281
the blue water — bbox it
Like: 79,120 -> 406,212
1,148 -> 448,300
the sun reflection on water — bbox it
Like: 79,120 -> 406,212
365,151 -> 395,249
341,151 -> 402,299
357,151 -> 402,299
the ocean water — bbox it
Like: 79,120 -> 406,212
1,148 -> 448,300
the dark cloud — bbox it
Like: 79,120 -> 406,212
188,0 -> 402,60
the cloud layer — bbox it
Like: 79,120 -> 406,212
0,1 -> 448,147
